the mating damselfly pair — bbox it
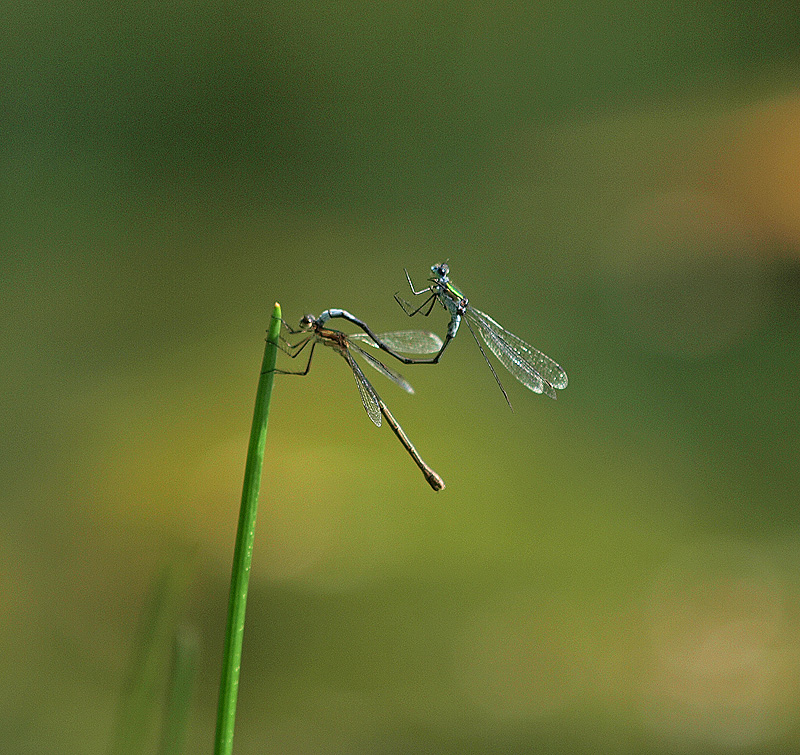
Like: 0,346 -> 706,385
272,263 -> 568,490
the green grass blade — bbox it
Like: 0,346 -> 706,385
158,626 -> 200,755
214,302 -> 282,755
108,548 -> 197,755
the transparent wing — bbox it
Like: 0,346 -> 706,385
466,307 -> 568,399
341,349 -> 382,426
348,342 -> 414,394
349,330 -> 443,354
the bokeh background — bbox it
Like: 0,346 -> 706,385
4,2 -> 800,753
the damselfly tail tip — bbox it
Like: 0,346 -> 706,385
427,472 -> 446,491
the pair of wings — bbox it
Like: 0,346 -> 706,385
342,331 -> 442,427
463,306 -> 568,400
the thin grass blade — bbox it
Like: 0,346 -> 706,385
214,303 -> 282,755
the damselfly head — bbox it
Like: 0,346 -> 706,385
431,262 -> 449,279
299,314 -> 316,331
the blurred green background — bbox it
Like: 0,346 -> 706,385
4,1 -> 800,753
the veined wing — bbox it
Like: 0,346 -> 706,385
341,349 -> 383,426
466,307 -> 568,398
349,342 -> 414,394
350,330 -> 443,354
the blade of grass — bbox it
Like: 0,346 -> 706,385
158,626 -> 200,755
109,547 -> 198,755
214,302 -> 282,755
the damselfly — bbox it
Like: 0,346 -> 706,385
316,266 -> 568,408
393,263 -> 568,407
273,313 -> 446,491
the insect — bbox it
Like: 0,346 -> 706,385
274,313 -> 445,491
316,264 -> 568,408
